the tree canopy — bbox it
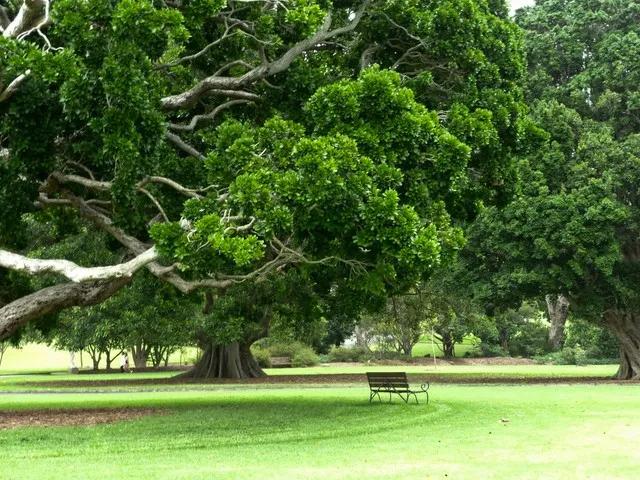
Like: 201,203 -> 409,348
462,0 -> 640,379
0,0 -> 526,371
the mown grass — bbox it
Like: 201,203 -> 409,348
0,343 -> 195,372
1,384 -> 639,479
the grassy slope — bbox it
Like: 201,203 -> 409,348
1,385 -> 640,479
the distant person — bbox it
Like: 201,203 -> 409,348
120,352 -> 129,373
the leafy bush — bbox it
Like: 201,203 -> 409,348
252,347 -> 271,368
535,345 -> 588,365
478,343 -> 508,357
292,347 -> 319,367
565,319 -> 618,359
253,340 -> 319,367
327,346 -> 369,362
509,321 -> 550,357
266,341 -> 311,358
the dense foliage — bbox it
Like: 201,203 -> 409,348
0,0 -> 527,377
462,0 -> 640,378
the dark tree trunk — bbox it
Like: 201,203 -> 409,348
440,332 -> 456,359
184,341 -> 265,379
88,348 -> 101,371
546,294 -> 570,350
604,311 -> 640,380
150,346 -> 169,368
399,337 -> 413,357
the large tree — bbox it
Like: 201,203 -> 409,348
511,0 -> 640,378
465,99 -> 640,378
0,0 -> 525,377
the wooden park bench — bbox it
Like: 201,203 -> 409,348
270,356 -> 292,368
367,372 -> 430,404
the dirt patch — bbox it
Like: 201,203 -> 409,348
0,408 -> 160,430
20,373 -> 638,389
402,357 -> 536,366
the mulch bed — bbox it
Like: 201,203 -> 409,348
0,408 -> 161,429
19,373 -> 638,389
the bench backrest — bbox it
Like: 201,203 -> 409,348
270,356 -> 292,366
366,372 -> 409,390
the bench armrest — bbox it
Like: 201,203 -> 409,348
420,383 -> 430,392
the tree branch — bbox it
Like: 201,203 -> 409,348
165,131 -> 207,160
0,247 -> 158,282
160,1 -> 370,110
169,99 -> 252,132
0,277 -> 131,341
0,70 -> 31,103
2,0 -> 46,39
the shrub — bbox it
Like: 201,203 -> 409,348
266,341 -> 310,358
478,343 -> 508,357
292,346 -> 319,367
509,321 -> 550,357
535,345 -> 588,365
565,319 -> 619,359
252,347 -> 271,368
327,346 -> 369,362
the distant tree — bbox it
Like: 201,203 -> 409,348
363,291 -> 429,357
107,274 -> 197,369
54,308 -> 124,371
54,274 -> 196,370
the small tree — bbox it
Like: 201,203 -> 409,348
365,292 -> 429,357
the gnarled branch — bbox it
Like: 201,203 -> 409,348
0,70 -> 31,103
160,1 -> 370,110
0,277 -> 131,341
2,0 -> 46,39
0,247 -> 158,283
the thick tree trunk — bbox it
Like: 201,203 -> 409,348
604,311 -> 640,380
184,341 -> 265,379
131,343 -> 148,369
546,294 -> 570,350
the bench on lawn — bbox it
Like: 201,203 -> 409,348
367,372 -> 429,404
270,356 -> 292,368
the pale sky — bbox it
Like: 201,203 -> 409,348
510,0 -> 536,14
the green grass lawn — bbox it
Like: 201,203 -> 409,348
412,334 -> 480,357
0,343 -> 196,372
1,384 -> 639,479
